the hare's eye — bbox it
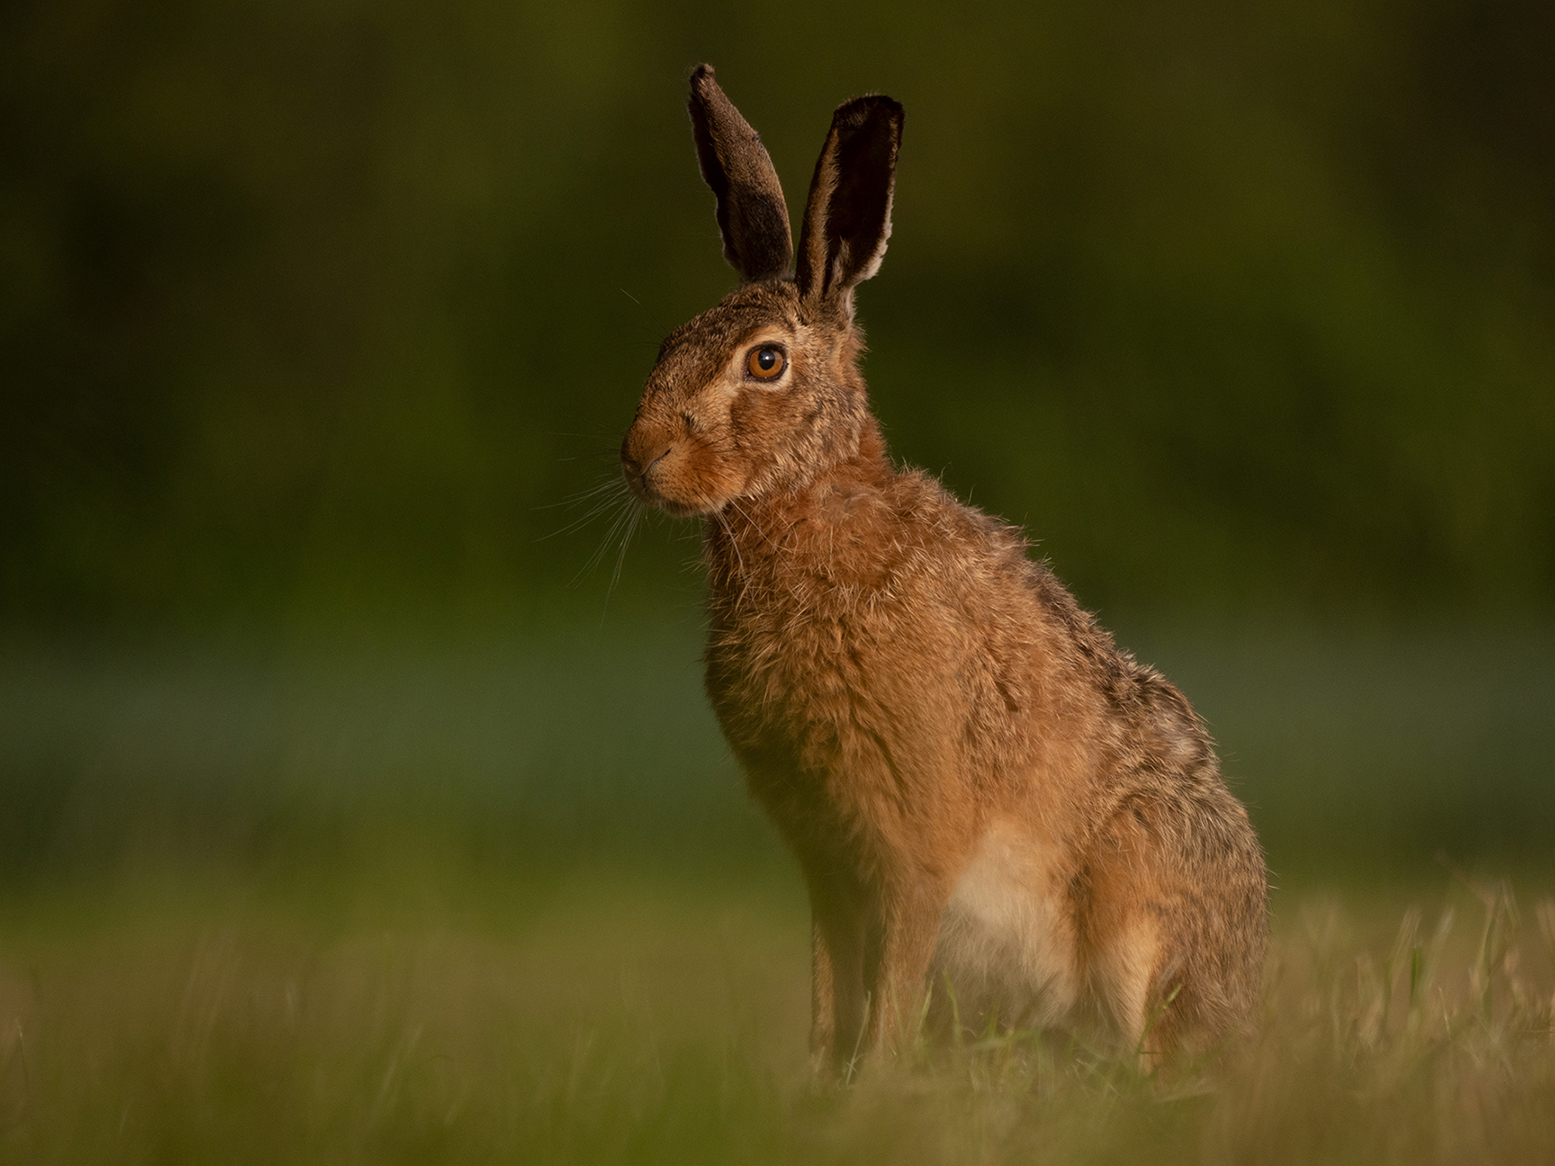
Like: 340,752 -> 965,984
746,346 -> 787,381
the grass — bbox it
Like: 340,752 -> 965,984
2,864 -> 1555,1164
0,620 -> 1552,1161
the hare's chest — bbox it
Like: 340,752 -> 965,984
707,608 -> 910,853
706,579 -> 964,788
704,596 -> 865,758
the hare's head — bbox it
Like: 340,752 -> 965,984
622,66 -> 903,516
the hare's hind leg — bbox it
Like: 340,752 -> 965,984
1083,792 -> 1266,1064
1081,816 -> 1182,1063
1089,907 -> 1205,1073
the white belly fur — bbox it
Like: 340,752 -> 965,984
930,820 -> 1081,1032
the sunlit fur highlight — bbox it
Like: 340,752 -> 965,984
622,65 -> 1267,1073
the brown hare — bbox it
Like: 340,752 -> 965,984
621,65 -> 1267,1071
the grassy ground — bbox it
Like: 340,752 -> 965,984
1,622 -> 1552,1162
2,864 -> 1554,1164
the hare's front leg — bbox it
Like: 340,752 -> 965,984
804,868 -> 869,1073
861,875 -> 949,1057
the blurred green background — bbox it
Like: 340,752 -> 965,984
2,0 -> 1553,888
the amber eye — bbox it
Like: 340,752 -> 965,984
746,346 -> 786,381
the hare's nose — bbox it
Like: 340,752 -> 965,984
622,439 -> 672,485
639,446 -> 671,484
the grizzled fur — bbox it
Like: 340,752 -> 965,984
622,64 -> 1267,1071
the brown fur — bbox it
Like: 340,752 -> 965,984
621,66 -> 1267,1072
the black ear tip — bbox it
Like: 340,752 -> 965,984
832,93 -> 905,135
690,63 -> 717,94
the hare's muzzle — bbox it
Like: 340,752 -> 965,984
620,430 -> 674,506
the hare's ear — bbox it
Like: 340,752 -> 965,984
688,65 -> 793,283
795,94 -> 903,308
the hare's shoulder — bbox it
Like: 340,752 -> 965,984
876,468 -> 1092,631
866,468 -> 1033,579
881,470 -> 1221,757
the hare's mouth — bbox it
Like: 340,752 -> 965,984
646,489 -> 721,518
622,465 -> 717,518
649,494 -> 710,518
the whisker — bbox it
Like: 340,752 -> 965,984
587,502 -> 634,569
714,509 -> 745,579
539,468 -> 628,514
608,503 -> 644,598
539,502 -> 620,542
536,483 -> 634,541
598,500 -> 646,624
728,498 -> 779,552
570,496 -> 636,587
534,476 -> 628,513
543,430 -> 622,444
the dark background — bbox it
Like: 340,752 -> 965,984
2,0 -> 1553,886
